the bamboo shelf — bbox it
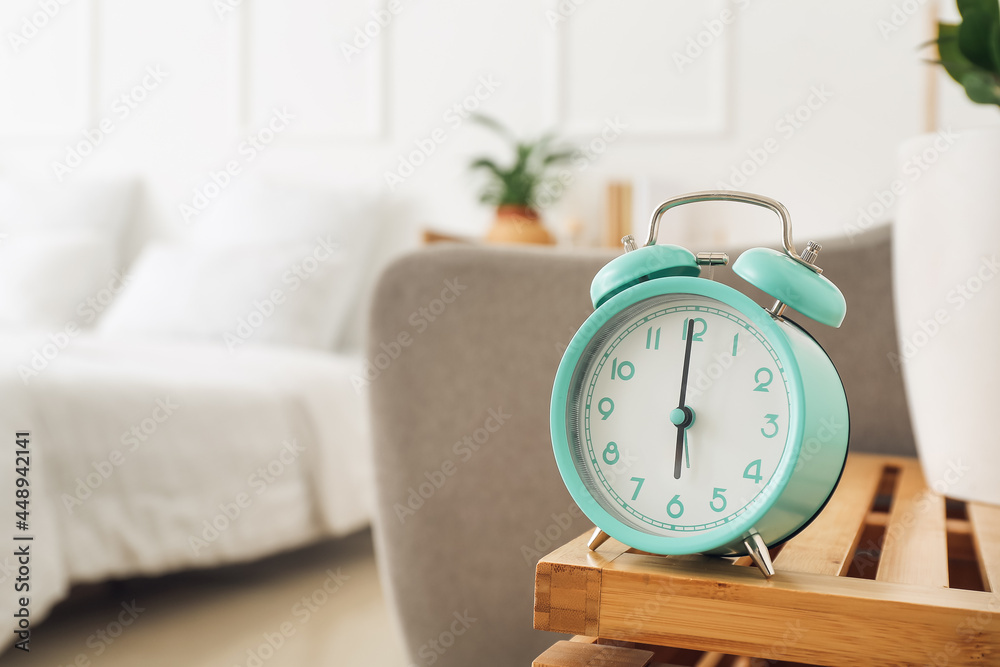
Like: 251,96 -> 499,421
533,454 -> 1000,666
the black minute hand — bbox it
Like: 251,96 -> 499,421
673,318 -> 696,480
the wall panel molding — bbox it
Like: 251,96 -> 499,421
0,0 -> 95,140
241,0 -> 385,142
542,0 -> 729,138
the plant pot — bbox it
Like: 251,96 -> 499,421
893,127 -> 1000,505
486,206 -> 555,245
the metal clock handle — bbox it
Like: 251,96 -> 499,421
626,190 -> 822,274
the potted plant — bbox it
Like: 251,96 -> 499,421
893,0 -> 1000,505
469,115 -> 574,245
934,0 -> 1000,104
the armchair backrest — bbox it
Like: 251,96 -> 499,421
366,225 -> 911,666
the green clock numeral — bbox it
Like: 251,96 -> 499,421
732,333 -> 739,357
602,441 -> 620,465
645,327 -> 661,350
597,398 -> 614,420
680,317 -> 707,342
710,487 -> 727,513
611,358 -> 634,381
744,459 -> 763,484
761,414 -> 780,438
629,476 -> 645,500
666,494 -> 684,518
753,367 -> 773,392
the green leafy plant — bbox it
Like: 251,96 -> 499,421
468,114 -> 575,209
934,0 -> 1000,105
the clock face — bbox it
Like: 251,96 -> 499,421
566,293 -> 792,538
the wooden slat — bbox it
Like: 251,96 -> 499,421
969,502 -> 1000,592
598,553 -> 999,666
694,651 -> 726,666
532,640 -> 653,667
538,529 -> 633,569
534,455 -> 1000,666
772,454 -> 885,575
534,530 -> 631,635
866,512 -> 971,536
876,459 -> 949,587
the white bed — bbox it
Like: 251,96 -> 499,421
0,331 -> 373,637
0,176 -> 404,647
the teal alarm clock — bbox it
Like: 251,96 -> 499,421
550,191 -> 849,577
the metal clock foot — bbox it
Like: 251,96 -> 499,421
744,531 -> 775,578
587,528 -> 611,551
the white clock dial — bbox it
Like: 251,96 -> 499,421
568,293 -> 791,537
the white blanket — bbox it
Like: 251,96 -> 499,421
0,331 -> 372,642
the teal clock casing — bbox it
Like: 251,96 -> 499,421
549,191 -> 850,576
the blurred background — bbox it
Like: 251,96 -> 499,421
0,1 -> 997,666
0,0 -> 993,249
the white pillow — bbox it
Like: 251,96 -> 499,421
0,178 -> 136,328
0,232 -> 119,328
189,176 -> 380,244
97,239 -> 355,350
183,177 -> 385,348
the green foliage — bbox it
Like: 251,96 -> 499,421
935,0 -> 1000,106
468,114 -> 575,208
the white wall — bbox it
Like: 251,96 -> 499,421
0,0 -> 995,256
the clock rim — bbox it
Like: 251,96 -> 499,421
550,276 -> 807,555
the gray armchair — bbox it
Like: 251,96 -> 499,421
366,225 -> 912,666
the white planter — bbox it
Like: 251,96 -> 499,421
893,127 -> 1000,505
